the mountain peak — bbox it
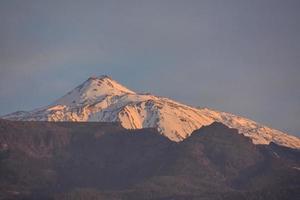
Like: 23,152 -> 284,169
52,76 -> 136,106
3,77 -> 300,149
88,75 -> 112,80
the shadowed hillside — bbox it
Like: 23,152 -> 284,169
0,119 -> 299,200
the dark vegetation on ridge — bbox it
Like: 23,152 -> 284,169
0,119 -> 299,200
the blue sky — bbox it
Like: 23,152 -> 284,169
0,0 -> 299,136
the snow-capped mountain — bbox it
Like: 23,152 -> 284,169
3,75 -> 300,148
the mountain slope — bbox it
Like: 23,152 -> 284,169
2,75 -> 300,148
0,120 -> 299,200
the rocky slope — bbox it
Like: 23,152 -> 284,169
3,75 -> 300,148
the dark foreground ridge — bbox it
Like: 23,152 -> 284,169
0,119 -> 299,200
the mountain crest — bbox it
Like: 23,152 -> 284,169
52,75 -> 136,106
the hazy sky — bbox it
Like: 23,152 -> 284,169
0,0 -> 299,136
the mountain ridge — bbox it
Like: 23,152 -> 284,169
0,120 -> 299,200
3,75 -> 300,149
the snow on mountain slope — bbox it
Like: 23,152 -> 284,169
3,75 -> 300,148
